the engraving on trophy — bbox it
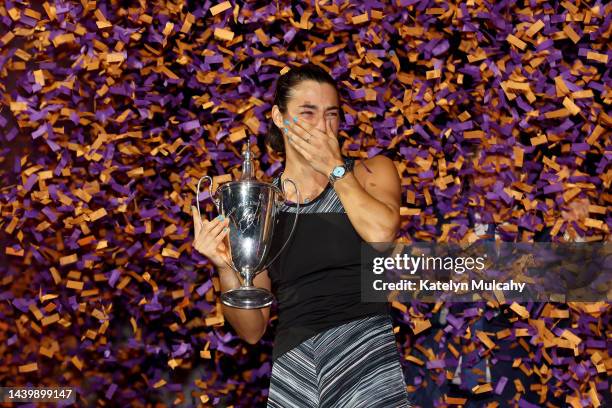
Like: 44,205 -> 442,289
225,192 -> 265,234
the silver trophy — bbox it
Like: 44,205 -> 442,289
196,139 -> 299,309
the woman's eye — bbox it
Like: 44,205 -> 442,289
301,112 -> 313,116
327,112 -> 338,117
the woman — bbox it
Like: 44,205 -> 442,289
192,63 -> 411,407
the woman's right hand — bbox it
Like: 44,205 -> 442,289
191,205 -> 232,269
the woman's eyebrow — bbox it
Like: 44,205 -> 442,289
298,103 -> 339,111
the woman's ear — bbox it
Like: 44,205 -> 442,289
271,105 -> 284,130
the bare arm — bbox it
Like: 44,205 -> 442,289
332,155 -> 402,242
218,266 -> 271,344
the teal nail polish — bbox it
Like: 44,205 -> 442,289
217,215 -> 224,221
283,119 -> 289,125
292,116 -> 297,123
283,127 -> 288,133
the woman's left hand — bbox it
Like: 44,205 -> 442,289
284,118 -> 344,176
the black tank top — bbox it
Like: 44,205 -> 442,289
266,156 -> 390,361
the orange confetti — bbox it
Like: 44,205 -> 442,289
214,27 -> 234,41
526,20 -> 544,37
405,355 -> 424,366
529,133 -> 548,146
168,358 -> 182,369
352,12 -> 369,25
476,330 -> 496,349
506,34 -> 527,50
586,124 -> 605,145
59,253 -> 78,266
464,130 -> 485,139
472,383 -> 493,394
106,52 -> 125,63
71,356 -> 83,371
18,363 -> 38,373
66,280 -> 84,290
510,302 -> 530,319
562,97 -> 581,115
210,1 -> 232,16
154,379 -> 167,388
5,246 -> 24,256
563,25 -> 581,43
446,397 -> 467,405
586,51 -> 608,64
41,313 -> 60,326
51,33 -> 76,47
411,318 -> 432,335
88,207 -> 108,222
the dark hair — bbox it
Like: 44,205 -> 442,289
266,63 -> 339,154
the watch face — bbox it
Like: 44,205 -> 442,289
332,166 -> 346,177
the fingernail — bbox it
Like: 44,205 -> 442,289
283,127 -> 288,133
217,215 -> 224,221
283,119 -> 289,125
292,116 -> 297,123
224,227 -> 229,232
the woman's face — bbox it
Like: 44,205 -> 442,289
274,80 -> 340,139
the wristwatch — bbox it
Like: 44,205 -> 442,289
329,163 -> 348,185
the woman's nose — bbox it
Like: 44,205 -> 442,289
315,115 -> 327,133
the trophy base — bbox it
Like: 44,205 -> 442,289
221,286 -> 274,309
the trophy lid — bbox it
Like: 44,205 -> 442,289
240,138 -> 255,181
216,137 -> 281,194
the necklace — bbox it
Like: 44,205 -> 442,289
289,191 -> 314,203
279,180 -> 318,203
278,172 -> 326,204
296,187 -> 325,203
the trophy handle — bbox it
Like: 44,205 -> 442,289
261,178 -> 300,271
196,175 -> 220,217
195,175 -> 236,272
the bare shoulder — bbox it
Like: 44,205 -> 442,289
352,155 -> 399,187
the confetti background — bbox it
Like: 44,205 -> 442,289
1,0 -> 610,407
